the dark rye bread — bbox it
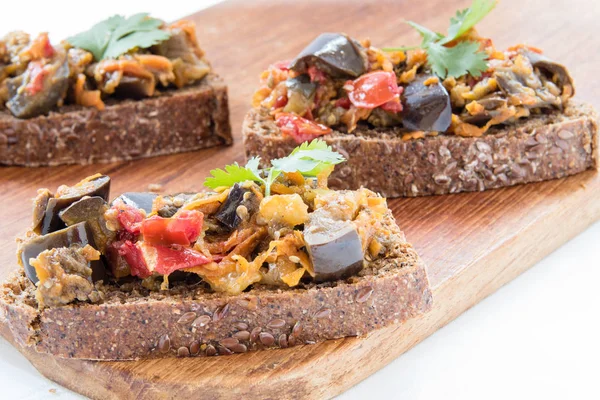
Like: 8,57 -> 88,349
0,74 -> 232,167
0,212 -> 432,361
243,102 -> 599,197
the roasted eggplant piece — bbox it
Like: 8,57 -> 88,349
36,175 -> 111,235
401,74 -> 452,132
524,50 -> 574,95
114,75 -> 155,99
216,184 -> 248,230
6,47 -> 70,118
285,75 -> 317,99
111,192 -> 157,214
304,211 -> 364,282
284,75 -> 317,114
32,189 -> 53,234
461,95 -> 508,125
156,193 -> 196,218
495,50 -> 574,110
59,196 -> 114,253
18,222 -> 106,284
289,33 -> 367,78
105,241 -> 131,279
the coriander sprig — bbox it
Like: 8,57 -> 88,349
384,0 -> 497,79
204,139 -> 346,196
66,13 -> 170,61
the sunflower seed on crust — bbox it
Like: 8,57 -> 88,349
278,334 -> 288,348
233,322 -> 249,331
190,340 -> 201,356
192,315 -> 211,328
177,346 -> 190,357
217,345 -> 233,355
291,321 -> 303,337
205,345 -> 217,356
259,332 -> 275,347
250,327 -> 262,343
213,304 -> 230,322
267,318 -> 286,329
177,312 -> 197,325
157,334 -> 170,354
219,337 -> 239,349
233,330 -> 251,341
313,308 -> 331,319
231,343 -> 248,353
355,286 -> 374,303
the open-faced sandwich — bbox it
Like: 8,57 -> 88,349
243,0 -> 598,197
0,13 -> 231,167
0,140 -> 431,360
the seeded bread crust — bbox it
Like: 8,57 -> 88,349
0,74 -> 232,167
243,102 -> 598,197
0,212 -> 432,361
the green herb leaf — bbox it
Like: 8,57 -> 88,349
66,13 -> 170,61
203,139 -> 345,196
204,157 -> 264,189
426,41 -> 488,79
66,15 -> 123,61
442,0 -> 497,44
271,139 -> 346,177
406,21 -> 444,46
382,45 -> 420,52
103,29 -> 170,59
387,0 -> 496,79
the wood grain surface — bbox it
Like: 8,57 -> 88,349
1,0 -> 599,399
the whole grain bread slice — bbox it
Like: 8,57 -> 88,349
0,74 -> 232,167
243,102 -> 598,197
0,212 -> 432,361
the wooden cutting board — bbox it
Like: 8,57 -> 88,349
1,0 -> 599,399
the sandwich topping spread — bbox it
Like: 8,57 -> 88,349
0,14 -> 211,118
18,140 -> 395,308
251,0 -> 574,142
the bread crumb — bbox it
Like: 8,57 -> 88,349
148,183 -> 163,192
49,388 -> 57,394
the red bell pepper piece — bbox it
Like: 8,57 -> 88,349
141,210 -> 203,246
275,112 -> 332,144
118,240 -> 151,279
151,245 -> 212,275
112,202 -> 145,235
24,62 -> 48,96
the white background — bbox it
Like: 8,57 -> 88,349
1,2 -> 599,399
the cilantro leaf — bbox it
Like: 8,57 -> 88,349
103,29 -> 170,59
67,15 -> 123,61
385,0 -> 496,79
406,21 -> 444,45
203,139 -> 346,196
442,0 -> 497,43
426,41 -> 488,79
245,156 -> 262,178
66,13 -> 170,61
271,139 -> 345,177
204,157 -> 264,189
